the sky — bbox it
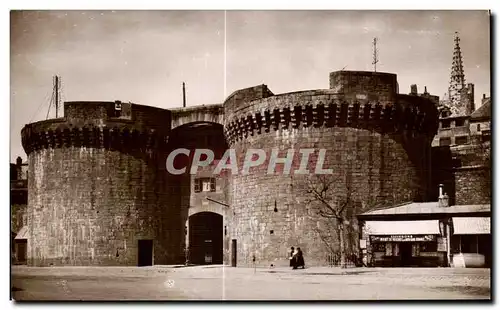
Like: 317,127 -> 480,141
10,10 -> 490,161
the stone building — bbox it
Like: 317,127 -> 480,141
10,156 -> 28,264
358,186 -> 491,268
356,33 -> 491,269
20,69 -> 440,267
431,32 -> 491,206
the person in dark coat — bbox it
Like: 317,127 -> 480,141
291,247 -> 299,269
296,247 -> 305,269
289,247 -> 295,267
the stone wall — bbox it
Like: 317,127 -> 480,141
227,127 -> 432,267
26,147 -> 180,266
167,123 -> 230,264
171,104 -> 224,129
11,204 -> 27,234
20,71 -> 441,268
223,71 -> 438,267
451,142 -> 491,205
21,101 -> 182,266
329,71 -> 398,103
454,167 -> 491,205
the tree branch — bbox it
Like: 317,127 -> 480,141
309,185 -> 341,219
312,226 -> 335,254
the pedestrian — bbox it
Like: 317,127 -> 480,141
289,247 -> 295,267
296,247 -> 305,269
291,247 -> 299,269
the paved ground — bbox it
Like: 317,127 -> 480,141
11,265 -> 491,301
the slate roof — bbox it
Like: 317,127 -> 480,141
471,98 -> 491,120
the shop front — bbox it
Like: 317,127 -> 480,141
369,234 -> 445,267
362,220 -> 447,267
357,200 -> 490,268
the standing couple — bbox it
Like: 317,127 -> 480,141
289,247 -> 305,269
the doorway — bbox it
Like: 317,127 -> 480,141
231,239 -> 237,267
138,239 -> 153,266
15,239 -> 27,265
400,243 -> 412,267
189,212 -> 223,265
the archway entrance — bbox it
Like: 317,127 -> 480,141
189,212 -> 223,265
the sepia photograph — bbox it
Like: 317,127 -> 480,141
8,7 -> 492,302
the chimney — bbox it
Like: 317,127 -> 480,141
16,156 -> 23,180
410,84 -> 418,95
483,93 -> 486,99
424,86 -> 428,94
438,184 -> 449,208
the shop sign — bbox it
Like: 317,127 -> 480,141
437,237 -> 447,251
370,234 -> 435,242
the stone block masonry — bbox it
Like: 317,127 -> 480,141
21,71 -> 440,267
223,71 -> 438,267
22,101 -> 183,266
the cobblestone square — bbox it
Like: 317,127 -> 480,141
11,265 -> 491,301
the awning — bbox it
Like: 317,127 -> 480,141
365,220 -> 440,235
453,217 -> 490,235
14,226 -> 29,240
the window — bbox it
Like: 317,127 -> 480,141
202,180 -> 212,192
458,235 -> 478,254
372,243 -> 385,252
477,124 -> 481,132
412,243 -> 420,257
482,132 -> 491,143
455,119 -> 465,127
441,120 -> 451,128
439,137 -> 451,146
455,136 -> 468,145
194,178 -> 216,193
420,242 -> 437,252
440,110 -> 450,118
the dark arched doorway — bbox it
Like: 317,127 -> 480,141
189,212 -> 223,265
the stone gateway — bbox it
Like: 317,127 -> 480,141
21,70 -> 439,267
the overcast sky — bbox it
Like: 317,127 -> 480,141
10,10 -> 490,161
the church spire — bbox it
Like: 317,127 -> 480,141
444,31 -> 476,117
448,31 -> 466,110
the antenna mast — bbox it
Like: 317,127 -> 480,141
182,82 -> 186,108
54,75 -> 61,118
372,37 -> 379,72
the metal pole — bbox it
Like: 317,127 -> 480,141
182,82 -> 186,108
55,76 -> 59,118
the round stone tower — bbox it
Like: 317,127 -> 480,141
223,71 -> 439,267
21,101 -> 181,266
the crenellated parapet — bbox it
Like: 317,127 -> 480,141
21,101 -> 171,155
223,90 -> 439,145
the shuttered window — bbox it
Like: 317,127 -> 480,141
194,178 -> 216,193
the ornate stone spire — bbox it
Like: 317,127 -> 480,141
448,32 -> 467,116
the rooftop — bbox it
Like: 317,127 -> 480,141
359,202 -> 490,217
470,98 -> 491,120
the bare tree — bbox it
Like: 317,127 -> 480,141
304,171 -> 354,268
